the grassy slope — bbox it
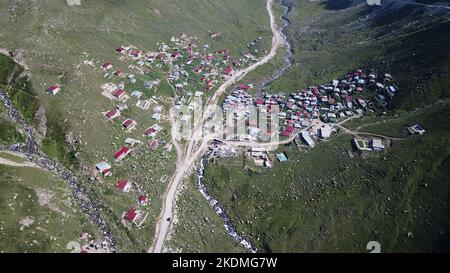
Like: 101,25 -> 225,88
268,0 -> 450,111
0,164 -> 97,253
267,0 -> 383,91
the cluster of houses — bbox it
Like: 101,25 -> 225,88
218,69 -> 405,166
93,137 -> 151,227
221,69 -> 398,145
117,179 -> 149,226
161,33 -> 262,95
267,69 -> 396,128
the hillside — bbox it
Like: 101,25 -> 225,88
269,0 -> 450,109
0,152 -> 98,253
169,0 -> 450,253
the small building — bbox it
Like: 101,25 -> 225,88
114,147 -> 131,161
152,113 -> 161,121
370,138 -> 385,151
144,127 -> 157,137
47,85 -> 61,95
116,103 -> 128,112
223,65 -> 234,76
255,99 -> 265,106
327,112 -> 337,123
104,110 -> 120,120
153,106 -> 162,113
301,131 -> 315,147
124,208 -> 139,223
138,195 -> 148,205
353,138 -> 371,151
129,49 -> 142,58
125,138 -> 141,146
194,91 -> 204,97
136,100 -> 151,110
112,89 -> 126,99
102,63 -> 113,70
319,126 -> 333,139
407,124 -> 426,135
276,153 -> 288,162
95,161 -> 112,177
122,119 -> 137,130
131,91 -> 143,99
239,84 -> 252,91
117,180 -> 132,192
113,70 -> 124,77
101,83 -> 118,93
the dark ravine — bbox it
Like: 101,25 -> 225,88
195,0 -> 294,253
0,87 -> 117,252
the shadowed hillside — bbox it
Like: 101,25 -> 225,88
270,0 -> 450,110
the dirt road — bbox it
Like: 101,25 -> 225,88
149,0 -> 285,253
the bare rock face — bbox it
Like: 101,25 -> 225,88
36,105 -> 47,137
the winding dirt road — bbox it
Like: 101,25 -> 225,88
149,0 -> 286,253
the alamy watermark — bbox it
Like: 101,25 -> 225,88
170,96 -> 280,150
367,241 -> 381,253
66,0 -> 81,6
367,0 -> 382,6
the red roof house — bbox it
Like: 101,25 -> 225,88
138,195 -> 148,205
112,89 -> 126,98
129,49 -> 142,58
117,180 -> 132,192
206,79 -> 214,91
286,125 -> 295,133
124,208 -> 138,223
113,70 -> 124,77
114,147 -> 131,161
102,169 -> 112,177
144,127 -> 156,137
122,119 -> 137,130
102,63 -> 113,70
104,110 -> 120,120
223,65 -> 234,76
194,66 -> 203,74
171,51 -> 182,60
47,85 -> 61,95
255,99 -> 265,106
239,84 -> 252,90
